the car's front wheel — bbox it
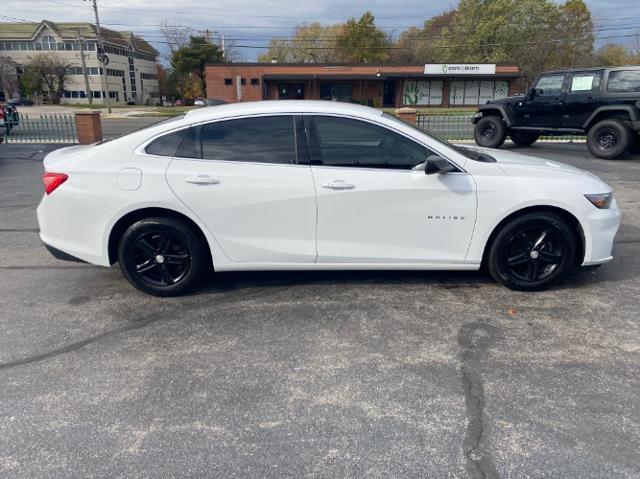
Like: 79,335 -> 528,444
488,212 -> 576,291
586,119 -> 632,160
474,116 -> 507,148
118,217 -> 208,296
510,131 -> 539,146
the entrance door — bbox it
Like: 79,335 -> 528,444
383,80 -> 396,108
304,115 -> 477,263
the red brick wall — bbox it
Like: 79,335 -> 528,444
205,64 -> 521,106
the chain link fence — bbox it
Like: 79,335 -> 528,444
416,114 -> 585,143
3,113 -> 77,143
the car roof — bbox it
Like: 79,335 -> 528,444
183,100 -> 384,123
540,65 -> 640,75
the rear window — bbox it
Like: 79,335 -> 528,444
607,70 -> 640,93
145,129 -> 186,156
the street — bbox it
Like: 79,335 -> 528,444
0,142 -> 639,478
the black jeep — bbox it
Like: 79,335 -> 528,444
473,66 -> 640,159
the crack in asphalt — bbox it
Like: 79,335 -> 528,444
0,287 -> 275,371
0,228 -> 39,232
457,322 -> 502,479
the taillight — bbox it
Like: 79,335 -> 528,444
42,172 -> 68,195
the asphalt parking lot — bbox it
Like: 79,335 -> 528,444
1,141 -> 639,478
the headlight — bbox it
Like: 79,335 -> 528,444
584,193 -> 613,209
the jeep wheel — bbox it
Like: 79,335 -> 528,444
474,116 -> 507,148
510,132 -> 539,146
587,119 -> 633,160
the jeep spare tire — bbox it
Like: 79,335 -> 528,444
474,115 -> 507,148
587,119 -> 633,160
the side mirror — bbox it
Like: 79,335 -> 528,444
425,156 -> 459,175
527,87 -> 536,100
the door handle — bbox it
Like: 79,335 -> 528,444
185,175 -> 220,185
322,180 -> 356,190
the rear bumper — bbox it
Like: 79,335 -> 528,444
43,242 -> 87,263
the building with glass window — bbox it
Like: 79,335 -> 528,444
0,20 -> 159,105
205,63 -> 522,108
206,63 -> 522,108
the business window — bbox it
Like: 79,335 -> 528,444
449,80 -> 509,106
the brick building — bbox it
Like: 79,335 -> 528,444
205,63 -> 521,108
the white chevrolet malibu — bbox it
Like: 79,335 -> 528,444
37,101 -> 620,296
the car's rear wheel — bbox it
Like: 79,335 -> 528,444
488,212 -> 576,291
586,119 -> 633,160
510,131 -> 539,146
118,217 -> 207,296
474,116 -> 507,148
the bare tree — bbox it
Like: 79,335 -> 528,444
159,20 -> 193,62
23,54 -> 75,104
0,56 -> 19,99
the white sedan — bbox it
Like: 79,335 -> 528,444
37,101 -> 620,296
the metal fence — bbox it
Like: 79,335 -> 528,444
3,113 -> 77,143
416,113 -> 586,142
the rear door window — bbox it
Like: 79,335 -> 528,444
607,70 -> 640,93
145,129 -> 186,156
569,72 -> 601,93
200,116 -> 297,164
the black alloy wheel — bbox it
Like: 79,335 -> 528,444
131,231 -> 191,287
118,217 -> 207,296
488,212 -> 576,291
503,227 -> 564,282
474,115 -> 507,148
586,119 -> 632,160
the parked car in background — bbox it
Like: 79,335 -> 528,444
0,104 -> 19,133
7,97 -> 34,106
37,101 -> 620,296
205,99 -> 227,106
473,66 -> 640,159
193,98 -> 206,107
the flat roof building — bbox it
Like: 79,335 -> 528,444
0,20 -> 160,105
205,63 -> 521,108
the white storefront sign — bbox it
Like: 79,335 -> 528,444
424,64 -> 497,75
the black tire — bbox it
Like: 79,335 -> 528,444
488,212 -> 576,291
474,115 -> 507,148
510,132 -> 539,146
118,217 -> 208,296
586,119 -> 633,160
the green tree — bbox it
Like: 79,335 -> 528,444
433,0 -> 594,82
22,53 -> 73,104
335,12 -> 390,63
258,23 -> 344,63
593,43 -> 634,66
391,11 -> 456,63
171,36 -> 224,97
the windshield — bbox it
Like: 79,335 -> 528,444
382,112 -> 495,163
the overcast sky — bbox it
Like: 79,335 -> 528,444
2,0 -> 638,61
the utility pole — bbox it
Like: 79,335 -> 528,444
84,0 -> 111,112
77,29 -> 93,105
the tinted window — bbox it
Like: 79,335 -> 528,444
200,116 -> 296,164
308,116 -> 429,169
607,70 -> 640,93
145,129 -> 186,156
535,74 -> 565,95
569,72 -> 601,93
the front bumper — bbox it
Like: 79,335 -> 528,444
581,199 -> 621,266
